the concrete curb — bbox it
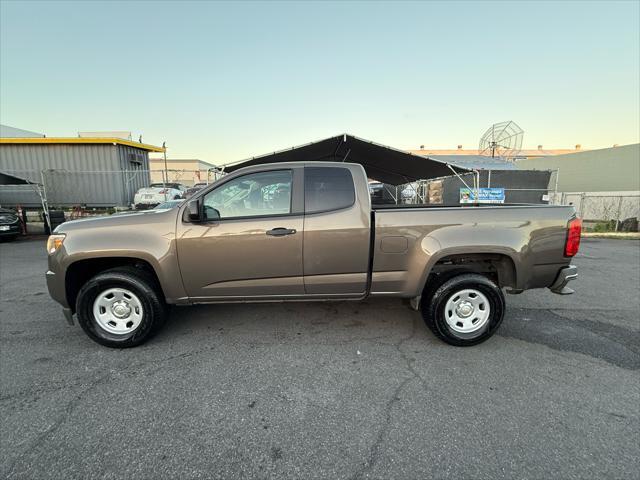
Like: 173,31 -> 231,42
583,232 -> 640,239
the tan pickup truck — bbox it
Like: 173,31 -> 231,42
46,161 -> 581,348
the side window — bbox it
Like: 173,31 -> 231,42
304,167 -> 355,213
203,170 -> 292,220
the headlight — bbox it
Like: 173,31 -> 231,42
46,234 -> 66,254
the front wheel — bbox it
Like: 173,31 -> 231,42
76,267 -> 167,348
422,273 -> 505,346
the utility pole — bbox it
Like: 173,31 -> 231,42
162,141 -> 168,185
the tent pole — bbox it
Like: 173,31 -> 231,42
446,164 -> 473,191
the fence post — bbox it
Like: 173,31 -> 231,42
615,196 -> 623,231
39,170 -> 51,232
579,192 -> 586,219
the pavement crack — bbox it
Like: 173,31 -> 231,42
3,372 -> 112,479
350,375 -> 414,480
2,345 -> 218,478
349,316 -> 422,480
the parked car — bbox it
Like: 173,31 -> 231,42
0,207 -> 21,240
368,181 -> 396,205
46,162 -> 581,348
133,183 -> 186,209
185,183 -> 208,198
369,181 -> 417,205
112,201 -> 184,216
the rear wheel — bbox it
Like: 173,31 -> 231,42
422,273 -> 505,346
76,267 -> 167,348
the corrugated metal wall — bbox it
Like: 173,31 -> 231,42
0,143 -> 151,207
116,145 -> 151,204
516,143 -> 640,192
0,185 -> 42,207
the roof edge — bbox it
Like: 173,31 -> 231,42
221,133 -> 470,173
0,137 -> 165,152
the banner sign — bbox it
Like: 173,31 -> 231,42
459,187 -> 505,204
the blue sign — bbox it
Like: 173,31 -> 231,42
460,187 -> 505,204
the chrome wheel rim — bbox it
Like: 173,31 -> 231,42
444,288 -> 490,334
92,288 -> 143,335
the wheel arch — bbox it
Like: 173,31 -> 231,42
64,256 -> 165,313
419,250 -> 519,297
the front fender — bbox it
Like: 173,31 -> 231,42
52,210 -> 188,304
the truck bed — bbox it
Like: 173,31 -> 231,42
370,204 -> 576,295
372,203 -> 553,210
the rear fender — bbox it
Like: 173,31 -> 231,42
415,246 -> 521,296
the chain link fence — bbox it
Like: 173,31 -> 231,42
380,169 -> 559,206
1,168 -> 638,231
150,168 -> 224,186
553,192 -> 640,227
0,169 -> 226,209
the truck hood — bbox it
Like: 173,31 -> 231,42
54,208 -> 180,233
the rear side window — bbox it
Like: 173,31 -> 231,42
304,167 -> 355,213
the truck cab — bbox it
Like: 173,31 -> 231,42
178,163 -> 371,299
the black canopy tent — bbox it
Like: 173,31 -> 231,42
222,134 -> 472,185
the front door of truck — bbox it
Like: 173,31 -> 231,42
177,168 -> 304,300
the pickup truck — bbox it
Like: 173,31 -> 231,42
46,161 -> 581,348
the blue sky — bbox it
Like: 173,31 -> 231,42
1,0 -> 638,163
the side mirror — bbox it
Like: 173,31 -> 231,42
206,207 -> 220,221
186,199 -> 201,222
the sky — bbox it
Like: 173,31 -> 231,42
1,0 -> 639,164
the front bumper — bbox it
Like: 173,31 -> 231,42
549,265 -> 578,295
46,269 -> 67,307
134,195 -> 169,206
46,269 -> 74,325
0,223 -> 20,236
134,202 -> 159,210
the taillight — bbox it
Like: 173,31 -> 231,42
565,217 -> 582,257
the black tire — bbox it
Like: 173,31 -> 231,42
76,267 -> 167,348
422,273 -> 505,347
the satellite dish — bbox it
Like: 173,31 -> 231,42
479,121 -> 524,159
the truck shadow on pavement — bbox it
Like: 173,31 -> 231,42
155,299 -> 640,370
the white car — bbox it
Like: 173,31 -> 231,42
134,183 -> 186,209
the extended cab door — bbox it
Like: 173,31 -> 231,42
176,167 -> 304,300
303,166 -> 371,295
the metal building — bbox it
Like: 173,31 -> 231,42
515,143 -> 640,193
514,143 -> 640,223
0,137 -> 164,207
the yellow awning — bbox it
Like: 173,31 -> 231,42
0,137 -> 165,152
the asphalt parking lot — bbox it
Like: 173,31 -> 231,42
1,237 -> 639,479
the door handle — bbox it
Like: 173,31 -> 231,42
266,227 -> 297,236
